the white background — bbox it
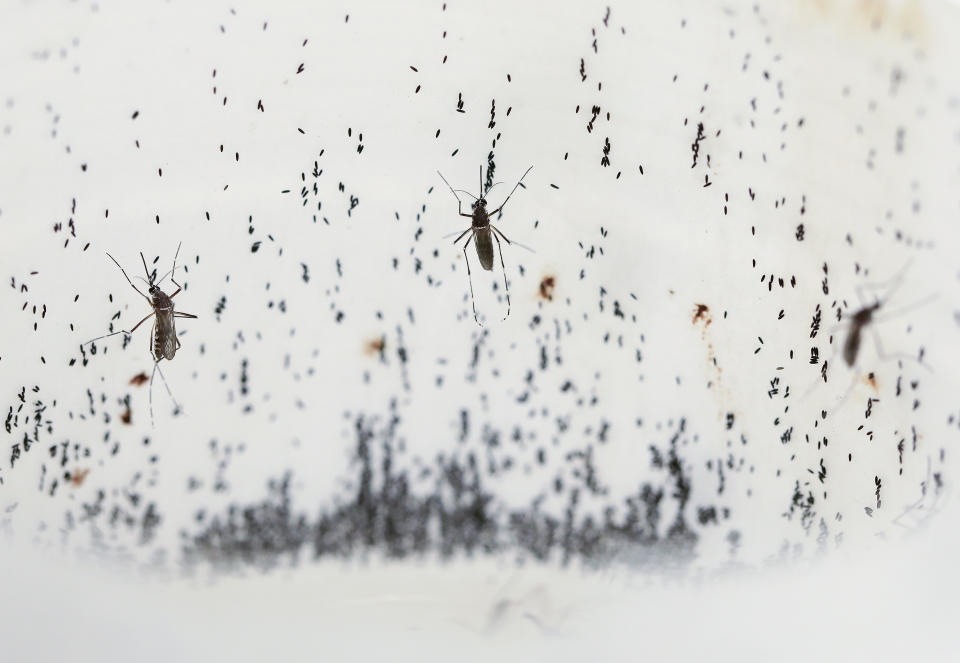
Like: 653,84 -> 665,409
1,0 -> 958,660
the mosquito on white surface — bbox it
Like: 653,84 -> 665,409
808,260 -> 934,413
83,243 -> 197,426
437,165 -> 533,326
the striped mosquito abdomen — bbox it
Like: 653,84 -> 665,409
151,290 -> 178,361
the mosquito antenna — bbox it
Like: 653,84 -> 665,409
479,164 -> 483,199
454,189 -> 479,201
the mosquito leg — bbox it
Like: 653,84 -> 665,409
437,170 -> 475,218
173,311 -> 198,319
830,372 -> 863,415
452,227 -> 472,245
169,242 -> 184,292
82,311 -> 156,347
855,259 -> 915,310
870,326 -> 932,372
488,165 -> 533,217
151,360 -> 180,426
491,225 -> 512,244
493,232 -> 511,321
462,235 -> 482,327
106,253 -> 152,304
871,293 -> 939,325
492,225 -> 536,254
149,362 -> 155,428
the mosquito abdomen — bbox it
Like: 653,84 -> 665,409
842,327 -> 861,367
475,229 -> 494,271
154,308 -> 178,361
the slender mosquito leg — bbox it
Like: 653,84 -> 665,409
169,242 -> 184,293
492,232 -> 511,321
149,360 -> 180,428
83,311 -> 156,347
437,171 -> 476,218
106,253 -> 152,304
491,225 -> 512,244
149,363 -> 155,428
488,165 -> 533,216
173,312 -> 198,319
462,234 -> 481,327
452,227 -> 472,245
870,326 -> 932,371
830,373 -> 862,414
857,259 -> 914,301
149,322 -> 157,427
154,361 -> 178,409
871,294 -> 939,325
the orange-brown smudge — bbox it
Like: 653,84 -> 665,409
129,372 -> 149,386
70,468 -> 90,487
364,336 -> 385,357
121,408 -> 132,425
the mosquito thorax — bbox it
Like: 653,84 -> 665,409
472,199 -> 488,226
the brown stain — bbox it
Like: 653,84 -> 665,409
864,372 -> 879,392
70,468 -> 90,487
121,408 -> 132,425
364,336 -> 385,357
691,302 -> 733,422
692,304 -> 717,367
692,303 -> 712,327
129,372 -> 149,386
539,275 -> 556,301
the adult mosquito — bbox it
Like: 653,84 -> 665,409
83,243 -> 197,426
809,260 -> 933,411
437,164 -> 533,325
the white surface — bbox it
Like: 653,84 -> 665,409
0,0 -> 958,660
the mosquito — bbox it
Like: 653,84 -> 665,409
83,243 -> 197,426
437,164 -> 533,325
808,260 -> 934,411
